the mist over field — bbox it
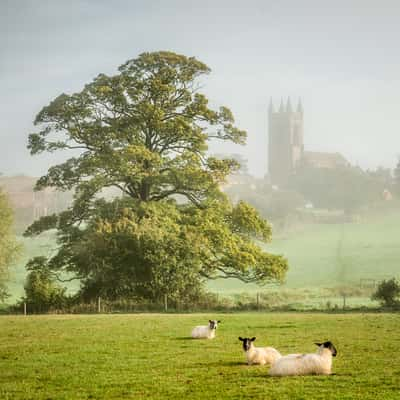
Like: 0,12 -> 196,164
2,0 -> 400,177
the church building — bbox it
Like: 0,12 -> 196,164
268,98 -> 348,186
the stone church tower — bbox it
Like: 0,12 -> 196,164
268,98 -> 304,185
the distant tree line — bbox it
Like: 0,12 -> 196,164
224,163 -> 396,226
288,164 -> 393,214
371,278 -> 400,309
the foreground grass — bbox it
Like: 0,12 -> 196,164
1,313 -> 399,399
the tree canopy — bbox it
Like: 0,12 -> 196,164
0,188 -> 20,301
372,278 -> 400,308
25,51 -> 288,301
288,164 -> 387,213
23,256 -> 68,312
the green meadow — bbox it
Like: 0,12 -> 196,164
1,313 -> 399,400
6,207 -> 400,308
207,209 -> 400,307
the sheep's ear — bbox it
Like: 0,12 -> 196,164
251,337 -> 256,341
314,342 -> 322,346
239,337 -> 244,341
209,320 -> 212,323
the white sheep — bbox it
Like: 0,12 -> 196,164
191,320 -> 220,339
238,337 -> 282,365
269,341 -> 338,376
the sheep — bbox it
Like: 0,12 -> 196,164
191,320 -> 221,339
269,341 -> 338,376
238,337 -> 282,365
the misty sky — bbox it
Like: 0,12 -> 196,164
1,0 -> 400,178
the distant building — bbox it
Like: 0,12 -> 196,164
268,98 -> 348,185
302,151 -> 348,169
0,176 -> 72,231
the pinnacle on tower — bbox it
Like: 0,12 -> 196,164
279,98 -> 285,112
296,98 -> 303,114
268,97 -> 274,114
286,97 -> 292,113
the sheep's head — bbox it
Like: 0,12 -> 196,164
208,320 -> 220,330
239,337 -> 256,351
315,341 -> 337,357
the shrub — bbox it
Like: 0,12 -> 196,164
22,256 -> 69,313
371,278 -> 400,308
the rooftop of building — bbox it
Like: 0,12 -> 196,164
302,151 -> 349,168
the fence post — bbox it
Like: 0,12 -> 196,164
23,302 -> 27,316
97,297 -> 101,313
164,294 -> 168,312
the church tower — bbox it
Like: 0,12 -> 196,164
268,98 -> 304,186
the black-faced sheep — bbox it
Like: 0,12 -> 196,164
269,341 -> 338,376
191,320 -> 221,339
239,337 -> 281,365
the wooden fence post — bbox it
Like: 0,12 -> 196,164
23,302 -> 27,316
97,297 -> 101,313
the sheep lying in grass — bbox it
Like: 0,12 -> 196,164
191,320 -> 221,339
269,341 -> 338,376
239,337 -> 281,365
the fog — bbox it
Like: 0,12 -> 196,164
1,0 -> 400,178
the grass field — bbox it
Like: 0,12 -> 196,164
6,207 -> 400,308
208,209 -> 400,307
1,313 -> 399,399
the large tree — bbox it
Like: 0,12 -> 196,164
25,51 -> 287,301
0,188 -> 20,301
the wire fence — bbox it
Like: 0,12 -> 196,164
2,287 -> 387,315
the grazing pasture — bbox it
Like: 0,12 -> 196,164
1,313 -> 399,399
6,209 -> 400,310
209,210 -> 400,293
